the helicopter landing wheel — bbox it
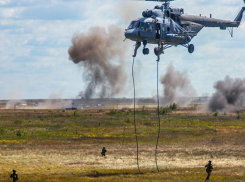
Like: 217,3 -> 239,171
188,44 -> 195,54
143,48 -> 149,55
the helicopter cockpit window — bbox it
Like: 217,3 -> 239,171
134,21 -> 140,28
128,21 -> 135,29
139,22 -> 146,30
138,22 -> 152,32
145,22 -> 152,32
128,21 -> 140,29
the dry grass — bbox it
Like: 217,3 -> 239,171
0,109 -> 244,181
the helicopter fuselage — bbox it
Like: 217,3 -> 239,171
125,16 -> 192,45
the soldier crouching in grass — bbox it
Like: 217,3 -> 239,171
205,161 -> 213,181
10,170 -> 18,182
101,147 -> 107,157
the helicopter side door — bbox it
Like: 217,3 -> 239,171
156,22 -> 168,41
156,23 -> 161,39
155,17 -> 166,41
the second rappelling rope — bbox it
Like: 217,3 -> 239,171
155,59 -> 161,172
132,57 -> 140,173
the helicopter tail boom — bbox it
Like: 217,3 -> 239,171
234,7 -> 245,22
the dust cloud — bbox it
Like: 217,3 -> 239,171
68,25 -> 127,99
208,76 -> 245,112
115,1 -> 145,23
160,65 -> 197,106
4,92 -> 73,109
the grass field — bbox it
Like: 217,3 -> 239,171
0,108 -> 244,181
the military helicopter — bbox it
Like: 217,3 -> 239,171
124,0 -> 245,58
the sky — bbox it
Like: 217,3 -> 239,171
0,0 -> 244,100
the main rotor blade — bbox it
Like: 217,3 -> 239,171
145,0 -> 175,2
129,0 -> 175,2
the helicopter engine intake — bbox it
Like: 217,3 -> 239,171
142,10 -> 153,18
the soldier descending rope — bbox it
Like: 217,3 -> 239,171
205,161 -> 213,181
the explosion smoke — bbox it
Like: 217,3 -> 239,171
116,1 -> 145,23
68,25 -> 127,99
208,76 -> 245,112
160,65 -> 197,106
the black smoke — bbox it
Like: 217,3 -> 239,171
208,76 -> 245,112
68,25 -> 127,99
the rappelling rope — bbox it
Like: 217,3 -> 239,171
132,57 -> 140,173
155,60 -> 161,172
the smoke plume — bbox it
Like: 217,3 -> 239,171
160,65 -> 197,106
68,25 -> 127,99
115,1 -> 145,23
208,76 -> 245,112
